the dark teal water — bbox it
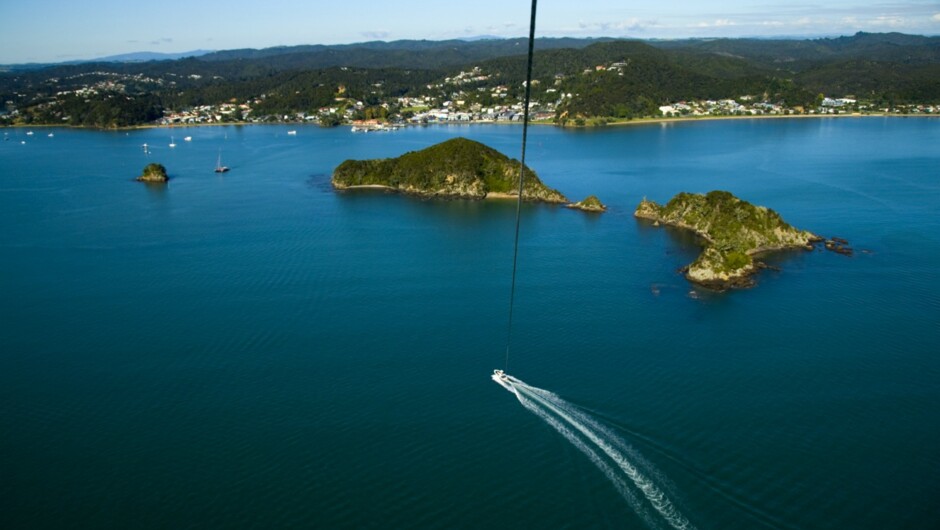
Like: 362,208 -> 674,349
1,119 -> 938,529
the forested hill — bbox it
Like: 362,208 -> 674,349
2,33 -> 938,128
649,32 -> 940,69
647,32 -> 940,102
194,37 -> 611,69
0,38 -> 611,74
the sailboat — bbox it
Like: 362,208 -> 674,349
169,136 -> 176,148
214,150 -> 229,173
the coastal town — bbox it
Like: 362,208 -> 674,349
3,58 -> 937,130
152,64 -> 939,129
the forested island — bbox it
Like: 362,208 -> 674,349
332,137 -> 567,203
2,32 -> 938,128
136,162 -> 168,183
567,195 -> 607,212
635,191 -> 821,289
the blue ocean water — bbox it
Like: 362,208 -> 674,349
1,119 -> 938,529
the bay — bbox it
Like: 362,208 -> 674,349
1,118 -> 938,529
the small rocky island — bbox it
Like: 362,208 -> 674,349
137,163 -> 168,183
567,195 -> 606,212
635,191 -> 822,289
332,137 -> 568,203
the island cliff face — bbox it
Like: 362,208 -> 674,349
635,191 -> 821,288
331,137 -> 568,203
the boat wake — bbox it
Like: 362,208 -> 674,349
493,370 -> 695,530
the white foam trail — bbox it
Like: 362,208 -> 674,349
521,381 -> 684,501
513,391 -> 659,528
497,374 -> 694,530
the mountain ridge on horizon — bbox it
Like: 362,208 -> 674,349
3,31 -> 938,70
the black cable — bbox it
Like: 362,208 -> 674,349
504,0 -> 538,372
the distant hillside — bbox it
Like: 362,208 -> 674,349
471,41 -> 810,120
0,50 -> 213,72
650,32 -> 940,71
92,50 -> 214,63
0,37 -> 612,81
2,33 -> 938,127
195,38 -> 612,70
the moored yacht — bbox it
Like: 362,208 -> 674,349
214,150 -> 229,173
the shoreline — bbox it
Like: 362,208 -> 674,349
337,185 -> 522,201
484,192 -> 518,199
3,113 -> 936,132
594,112 -> 939,128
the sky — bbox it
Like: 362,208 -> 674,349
1,0 -> 939,64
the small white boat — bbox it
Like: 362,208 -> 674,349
491,369 -> 514,391
48,133 -> 54,138
287,130 -> 297,135
183,136 -> 192,142
26,131 -> 34,136
169,136 -> 176,148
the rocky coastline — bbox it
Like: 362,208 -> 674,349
567,195 -> 606,212
635,191 -> 823,290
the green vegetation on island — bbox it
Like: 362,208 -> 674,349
332,137 -> 567,202
635,191 -> 821,288
137,162 -> 168,183
567,195 -> 606,212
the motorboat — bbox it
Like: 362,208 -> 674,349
492,369 -> 514,391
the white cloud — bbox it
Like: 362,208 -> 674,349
870,16 -> 905,27
932,13 -> 940,22
694,19 -> 736,28
361,31 -> 390,39
483,23 -> 519,35
575,18 -> 661,33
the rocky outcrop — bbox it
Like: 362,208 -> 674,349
331,137 -> 567,203
137,163 -> 168,183
824,237 -> 854,256
635,191 -> 822,289
567,195 -> 606,212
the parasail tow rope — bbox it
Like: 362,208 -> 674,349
504,0 -> 539,372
